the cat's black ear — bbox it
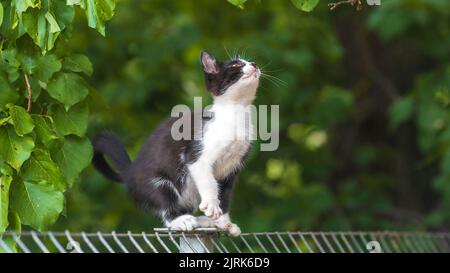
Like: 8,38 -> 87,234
201,51 -> 219,74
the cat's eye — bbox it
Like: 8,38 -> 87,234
231,63 -> 242,68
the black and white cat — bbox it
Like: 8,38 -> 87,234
92,51 -> 260,236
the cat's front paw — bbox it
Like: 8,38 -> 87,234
199,199 -> 222,220
167,215 -> 198,231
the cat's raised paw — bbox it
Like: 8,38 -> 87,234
167,215 -> 198,231
199,199 -> 222,220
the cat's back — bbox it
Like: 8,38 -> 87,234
129,112 -> 205,179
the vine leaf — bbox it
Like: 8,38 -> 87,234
82,0 -> 116,36
0,3 -> 4,28
22,149 -> 67,192
227,0 -> 248,9
0,126 -> 35,171
291,0 -> 320,12
34,54 -> 62,82
50,102 -> 88,137
52,136 -> 93,187
44,12 -> 61,33
0,163 -> 13,233
0,76 -> 19,109
63,54 -> 93,76
21,2 -> 74,53
10,180 -> 63,231
47,73 -> 89,110
32,115 -> 58,145
8,105 -> 34,136
11,0 -> 41,15
0,212 -> 20,253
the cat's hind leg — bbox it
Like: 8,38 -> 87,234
195,214 -> 241,236
214,213 -> 241,236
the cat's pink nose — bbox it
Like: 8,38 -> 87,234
250,62 -> 257,68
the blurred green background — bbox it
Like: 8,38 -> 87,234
55,0 -> 450,232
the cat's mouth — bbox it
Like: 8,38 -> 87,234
242,67 -> 261,80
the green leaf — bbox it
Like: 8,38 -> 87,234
47,73 -> 89,110
0,3 -> 4,28
0,211 -> 20,253
22,9 -> 60,53
0,49 -> 20,82
34,54 -> 62,82
49,102 -> 88,137
67,0 -> 81,5
18,2 -> 74,52
8,105 -> 34,136
51,1 -> 75,31
227,0 -> 248,9
0,163 -> 13,233
22,149 -> 66,191
63,54 -> 93,76
389,96 -> 414,129
291,0 -> 320,12
18,53 -> 37,75
82,0 -> 116,36
52,136 -> 92,186
10,180 -> 63,231
44,12 -> 60,33
22,11 -> 48,50
0,126 -> 35,171
0,75 -> 19,108
11,0 -> 41,15
32,115 -> 58,145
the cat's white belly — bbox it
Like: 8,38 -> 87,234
213,140 -> 250,180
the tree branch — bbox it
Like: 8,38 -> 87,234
24,74 -> 32,112
328,0 -> 363,11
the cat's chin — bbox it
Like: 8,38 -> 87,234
242,68 -> 260,80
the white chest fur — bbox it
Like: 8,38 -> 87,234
203,103 -> 253,180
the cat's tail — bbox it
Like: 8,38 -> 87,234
92,131 -> 132,182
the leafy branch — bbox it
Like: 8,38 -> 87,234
0,0 -> 117,251
227,0 -> 321,12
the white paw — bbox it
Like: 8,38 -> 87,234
214,215 -> 233,229
167,215 -> 198,231
214,215 -> 241,237
228,224 -> 241,237
199,198 -> 222,220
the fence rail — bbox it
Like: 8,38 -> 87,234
1,229 -> 449,253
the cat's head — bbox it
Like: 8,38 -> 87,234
201,51 -> 260,103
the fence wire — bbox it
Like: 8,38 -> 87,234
1,230 -> 449,253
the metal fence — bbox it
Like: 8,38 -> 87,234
1,229 -> 449,253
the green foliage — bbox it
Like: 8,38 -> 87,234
47,73 -> 89,109
291,0 -> 320,12
0,0 -> 116,239
389,96 -> 414,129
228,0 -> 320,11
10,180 -> 63,231
227,0 -> 248,9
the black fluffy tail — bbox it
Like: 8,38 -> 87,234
92,131 -> 132,182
